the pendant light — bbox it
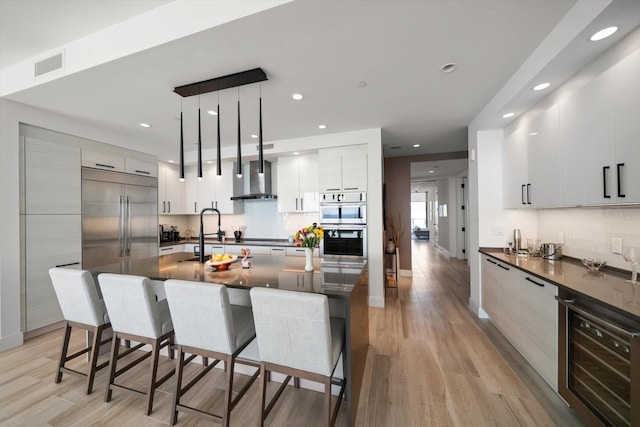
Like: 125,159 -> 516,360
216,91 -> 222,176
197,95 -> 203,181
236,86 -> 242,178
258,82 -> 264,176
179,98 -> 185,182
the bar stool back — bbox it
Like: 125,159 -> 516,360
49,267 -> 111,394
164,280 -> 259,426
250,287 -> 346,426
98,273 -> 174,416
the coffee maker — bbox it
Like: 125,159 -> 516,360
159,224 -> 172,242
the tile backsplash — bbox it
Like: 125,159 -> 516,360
537,207 -> 640,270
174,200 -> 320,240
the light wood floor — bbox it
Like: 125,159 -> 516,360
0,242 -> 584,426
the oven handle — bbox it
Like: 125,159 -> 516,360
556,296 -> 640,338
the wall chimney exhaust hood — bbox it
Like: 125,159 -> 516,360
231,161 -> 277,200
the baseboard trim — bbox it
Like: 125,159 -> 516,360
24,321 -> 65,341
0,332 -> 24,352
369,296 -> 385,308
399,269 -> 412,277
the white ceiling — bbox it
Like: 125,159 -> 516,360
1,1 -> 639,164
410,158 -> 468,192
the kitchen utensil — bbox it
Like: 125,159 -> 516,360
541,243 -> 563,260
582,258 -> 606,271
234,230 -> 242,242
513,229 -> 522,252
527,239 -> 541,256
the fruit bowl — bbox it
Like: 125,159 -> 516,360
582,258 -> 606,272
205,255 -> 238,270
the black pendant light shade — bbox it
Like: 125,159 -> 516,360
197,106 -> 203,180
236,97 -> 242,178
258,95 -> 264,176
216,103 -> 221,176
179,109 -> 185,181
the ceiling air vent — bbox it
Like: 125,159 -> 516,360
256,143 -> 275,150
34,52 -> 63,77
389,145 -> 402,150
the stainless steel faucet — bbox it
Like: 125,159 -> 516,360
199,207 -> 222,263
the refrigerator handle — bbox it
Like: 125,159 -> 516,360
118,196 -> 124,257
126,196 -> 132,256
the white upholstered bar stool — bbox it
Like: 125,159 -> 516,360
49,267 -> 111,394
250,287 -> 346,427
98,273 -> 175,416
164,280 -> 260,427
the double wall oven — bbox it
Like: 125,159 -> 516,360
557,290 -> 639,427
320,192 -> 367,259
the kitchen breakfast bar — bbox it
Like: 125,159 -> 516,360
88,252 -> 369,426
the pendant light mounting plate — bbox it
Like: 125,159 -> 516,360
174,68 -> 267,97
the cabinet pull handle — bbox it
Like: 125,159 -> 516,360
521,184 -> 526,205
163,201 -> 166,213
135,170 -> 150,175
168,201 -> 171,213
272,248 -> 285,251
525,277 -> 544,287
160,247 -> 172,251
497,264 -> 510,271
301,198 -> 304,211
194,202 -> 197,213
486,258 -> 497,265
326,188 -> 340,191
603,166 -> 611,199
617,163 -> 625,198
526,184 -> 531,205
296,198 -> 298,211
95,163 -> 115,169
55,261 -> 80,268
344,187 -> 358,190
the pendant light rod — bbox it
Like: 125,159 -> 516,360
197,105 -> 203,180
174,68 -> 267,97
236,86 -> 242,178
216,99 -> 221,176
258,83 -> 264,176
179,104 -> 185,182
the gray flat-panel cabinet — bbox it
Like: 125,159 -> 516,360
23,137 -> 81,214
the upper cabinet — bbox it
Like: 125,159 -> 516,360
502,126 -> 529,208
180,163 -> 244,215
526,104 -> 562,208
277,154 -> 319,213
23,137 -> 81,215
158,162 -> 183,214
318,145 -> 367,192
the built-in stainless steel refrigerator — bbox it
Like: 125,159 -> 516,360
82,168 -> 158,268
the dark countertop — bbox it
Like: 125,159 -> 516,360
480,248 -> 640,319
160,238 -> 295,248
88,252 -> 366,298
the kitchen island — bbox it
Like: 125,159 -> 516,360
88,252 -> 369,426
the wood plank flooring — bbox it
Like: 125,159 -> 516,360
0,242 -> 584,426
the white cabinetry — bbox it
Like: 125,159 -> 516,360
125,157 -> 157,177
159,245 -> 184,255
559,50 -> 640,205
23,137 -> 81,214
318,145 -> 367,192
158,162 -> 183,214
81,149 -> 125,172
502,104 -> 561,208
286,247 -> 319,257
182,163 -> 243,214
277,155 -> 319,212
480,255 -> 558,390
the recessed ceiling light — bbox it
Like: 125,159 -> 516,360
529,132 -> 539,136
293,152 -> 300,155
207,110 -> 218,116
357,81 -> 368,88
207,160 -> 213,164
590,26 -> 618,41
533,82 -> 551,91
318,124 -> 327,129
429,170 -> 434,174
251,134 -> 258,139
413,144 -> 420,148
440,63 -> 457,73
139,122 -> 151,128
168,160 -> 175,163
502,112 -> 515,118
292,93 -> 304,101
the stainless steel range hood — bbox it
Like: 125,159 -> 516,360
231,160 -> 277,200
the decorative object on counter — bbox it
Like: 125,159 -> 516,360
386,238 -> 396,253
386,213 -> 405,250
234,230 -> 242,242
513,229 -> 522,252
294,223 -> 324,271
241,248 -> 251,268
622,246 -> 639,284
174,68 -> 267,180
205,253 -> 237,271
541,243 -> 563,260
288,235 -> 294,244
527,238 -> 541,256
582,258 -> 606,271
